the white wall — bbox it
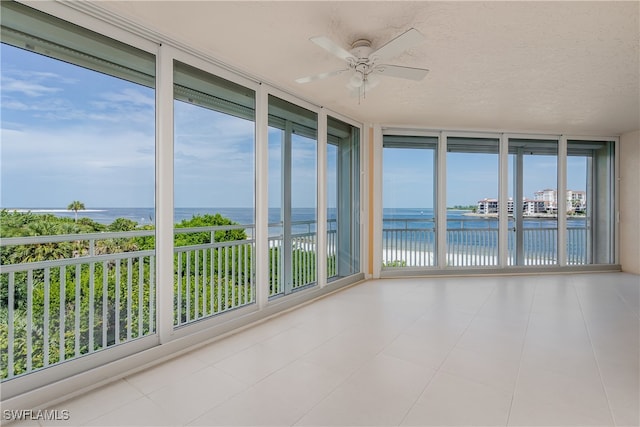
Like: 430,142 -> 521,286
620,130 -> 640,274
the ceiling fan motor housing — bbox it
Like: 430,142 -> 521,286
348,39 -> 376,79
350,39 -> 374,60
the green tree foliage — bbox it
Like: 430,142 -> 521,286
0,210 -> 152,379
1,211 -> 323,380
0,210 -> 257,380
448,204 -> 477,211
67,201 -> 85,222
174,213 -> 247,246
173,214 -> 251,324
383,259 -> 407,267
0,210 -> 106,265
108,218 -> 138,232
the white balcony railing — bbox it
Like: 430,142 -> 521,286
0,220 -> 334,381
383,218 -> 588,267
268,219 -> 337,297
1,217 -> 586,381
173,225 -> 255,327
382,218 -> 436,267
1,230 -> 157,381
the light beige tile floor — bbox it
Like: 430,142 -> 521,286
27,272 -> 640,426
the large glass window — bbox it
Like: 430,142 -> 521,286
508,139 -> 559,265
446,137 -> 500,267
567,140 -> 615,264
382,135 -> 437,268
268,96 -> 318,296
173,61 -> 256,326
1,1 -> 155,380
327,117 -> 360,280
381,133 -> 616,271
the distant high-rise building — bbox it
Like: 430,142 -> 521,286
567,190 -> 587,212
478,190 -> 585,215
534,189 -> 557,211
476,198 -> 514,215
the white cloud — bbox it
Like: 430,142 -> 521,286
1,76 -> 62,97
99,88 -> 155,107
1,126 -> 155,207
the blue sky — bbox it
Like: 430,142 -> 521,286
174,100 -> 255,208
1,44 -> 155,208
1,43 -> 586,210
383,148 -> 585,208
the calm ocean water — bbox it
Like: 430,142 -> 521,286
13,207 -> 586,257
13,207 -> 314,226
15,207 -> 585,229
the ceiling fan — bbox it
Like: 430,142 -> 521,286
295,28 -> 429,98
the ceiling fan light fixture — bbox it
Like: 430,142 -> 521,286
349,71 -> 364,88
366,74 -> 380,90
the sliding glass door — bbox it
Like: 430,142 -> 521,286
382,135 -> 437,268
268,96 -> 318,297
327,116 -> 360,280
508,138 -> 559,266
567,140 -> 615,264
446,137 -> 500,267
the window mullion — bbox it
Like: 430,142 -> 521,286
558,136 -> 568,266
499,134 -> 509,266
156,43 -> 174,344
436,132 -> 448,268
282,121 -> 293,294
317,111 -> 328,288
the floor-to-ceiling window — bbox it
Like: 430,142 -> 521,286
267,96 -> 318,296
173,61 -> 256,326
327,116 -> 360,280
380,131 -> 617,271
382,135 -> 437,268
508,138 -> 558,265
446,137 -> 500,267
567,140 -> 615,264
1,1 -> 156,381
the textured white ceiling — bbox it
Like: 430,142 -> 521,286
95,1 -> 639,135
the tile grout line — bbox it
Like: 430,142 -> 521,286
180,365 -> 255,426
288,306 -> 421,424
609,274 -> 640,320
571,276 -> 618,426
289,281 -> 439,426
79,394 -> 153,426
504,278 -> 537,427
52,378 -> 148,427
396,281 -> 501,426
194,321 -> 360,426
132,312 -> 334,425
187,282 -> 439,425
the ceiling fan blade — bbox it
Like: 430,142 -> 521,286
371,28 -> 425,62
310,36 -> 354,61
295,68 -> 349,84
376,64 -> 429,81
